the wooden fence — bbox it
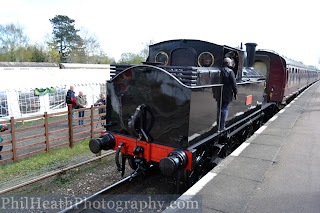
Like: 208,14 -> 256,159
0,105 -> 106,164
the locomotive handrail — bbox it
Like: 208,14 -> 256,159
110,64 -> 197,88
110,64 -> 204,86
163,70 -> 197,75
173,74 -> 197,80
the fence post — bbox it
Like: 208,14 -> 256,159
10,117 -> 17,163
68,104 -> 74,148
91,105 -> 94,138
44,112 -> 49,153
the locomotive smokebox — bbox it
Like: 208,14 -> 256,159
245,43 -> 257,67
159,150 -> 188,177
89,133 -> 115,154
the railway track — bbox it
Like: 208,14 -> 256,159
59,165 -> 185,213
0,150 -> 116,194
59,174 -> 134,213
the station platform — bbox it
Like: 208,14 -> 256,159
172,81 -> 320,213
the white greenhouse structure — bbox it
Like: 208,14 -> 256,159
0,62 -> 110,121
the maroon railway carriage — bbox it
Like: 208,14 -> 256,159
255,50 -> 319,105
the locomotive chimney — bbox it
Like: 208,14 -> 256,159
245,43 -> 257,67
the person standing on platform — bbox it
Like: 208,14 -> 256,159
76,91 -> 87,125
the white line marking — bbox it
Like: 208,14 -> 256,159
278,109 -> 285,114
256,125 -> 267,134
269,115 -> 278,122
180,172 -> 217,199
230,142 -> 250,156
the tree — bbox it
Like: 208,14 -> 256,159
46,38 -> 61,63
140,40 -> 154,61
29,45 -> 48,62
117,41 -> 154,64
0,23 -> 28,61
78,27 -> 116,64
49,15 -> 84,62
79,28 -> 100,61
94,51 -> 116,64
118,52 -> 145,64
0,23 -> 54,62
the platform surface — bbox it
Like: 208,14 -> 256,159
173,81 -> 320,213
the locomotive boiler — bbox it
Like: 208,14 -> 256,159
89,39 -> 268,187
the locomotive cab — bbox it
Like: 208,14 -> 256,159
223,47 -> 240,79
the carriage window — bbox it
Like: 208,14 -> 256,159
292,68 -> 295,83
155,51 -> 169,65
254,61 -> 268,76
289,68 -> 292,85
198,52 -> 214,67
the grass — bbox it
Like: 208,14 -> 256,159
54,170 -> 80,186
0,139 -> 92,182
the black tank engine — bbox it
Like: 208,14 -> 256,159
90,39 -> 267,187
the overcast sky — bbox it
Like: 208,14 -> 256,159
1,0 -> 319,67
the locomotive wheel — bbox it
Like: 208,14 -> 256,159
179,160 -> 213,191
253,118 -> 262,130
180,146 -> 215,190
128,156 -> 138,170
240,125 -> 253,141
247,124 -> 254,139
219,137 -> 233,157
183,170 -> 198,188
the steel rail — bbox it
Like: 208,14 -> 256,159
0,150 -> 116,194
60,164 -> 152,213
59,175 -> 133,213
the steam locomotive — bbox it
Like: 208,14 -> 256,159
89,39 -> 319,188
